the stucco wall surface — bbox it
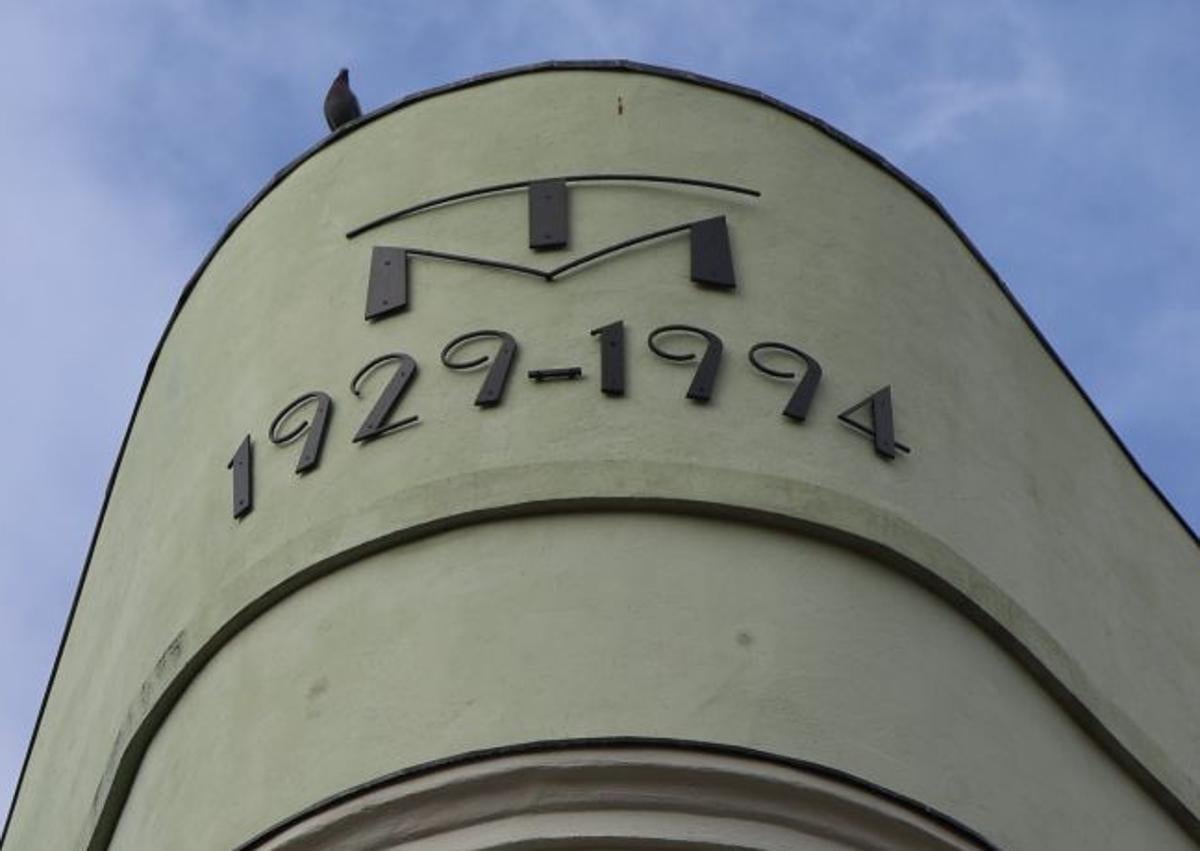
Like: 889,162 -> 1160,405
4,66 -> 1198,850
106,515 -> 1196,851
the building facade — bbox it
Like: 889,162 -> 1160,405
4,62 -> 1199,851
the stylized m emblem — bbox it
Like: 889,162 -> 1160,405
347,173 -> 757,321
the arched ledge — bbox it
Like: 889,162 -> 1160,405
77,460 -> 1198,851
236,739 -> 999,851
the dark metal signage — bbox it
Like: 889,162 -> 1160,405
348,174 -> 749,319
226,174 -> 910,520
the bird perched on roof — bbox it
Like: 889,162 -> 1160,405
324,68 -> 362,132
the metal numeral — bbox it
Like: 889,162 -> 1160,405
269,391 -> 333,474
838,386 -> 911,459
648,324 -> 723,402
748,342 -> 823,422
441,330 -> 519,407
591,320 -> 626,396
350,353 -> 420,442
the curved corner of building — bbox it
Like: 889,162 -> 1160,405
4,62 -> 1199,851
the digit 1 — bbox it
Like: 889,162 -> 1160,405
227,435 -> 253,520
591,320 -> 625,396
837,386 -> 911,459
351,353 -> 420,442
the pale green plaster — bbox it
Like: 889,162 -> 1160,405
109,514 -> 1195,851
5,68 -> 1198,850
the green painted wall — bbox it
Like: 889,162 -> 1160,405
109,515 -> 1196,851
5,66 -> 1197,850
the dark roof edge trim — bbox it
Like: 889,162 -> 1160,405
2,57 -> 1195,848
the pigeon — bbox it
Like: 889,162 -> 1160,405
324,68 -> 362,132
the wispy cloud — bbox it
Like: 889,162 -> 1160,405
887,51 -> 1064,155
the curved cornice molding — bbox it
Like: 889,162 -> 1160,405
238,739 -> 1000,851
55,460 -> 1200,850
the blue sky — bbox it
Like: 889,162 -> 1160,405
1,0 -> 1197,821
